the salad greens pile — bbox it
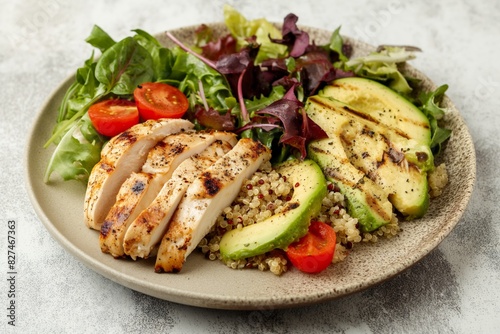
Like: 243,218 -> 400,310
44,4 -> 451,184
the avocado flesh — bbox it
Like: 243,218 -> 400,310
219,159 -> 326,261
306,95 -> 430,219
321,77 -> 434,172
308,138 -> 393,232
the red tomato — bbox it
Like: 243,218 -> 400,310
88,99 -> 139,137
286,221 -> 336,274
133,82 -> 189,120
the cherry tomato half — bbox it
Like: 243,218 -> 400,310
133,82 -> 189,120
286,221 -> 336,274
88,99 -> 139,137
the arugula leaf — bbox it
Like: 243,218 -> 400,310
50,53 -> 104,145
85,25 -> 116,52
245,85 -> 286,115
168,47 -> 235,112
56,52 -> 95,123
95,37 -> 154,95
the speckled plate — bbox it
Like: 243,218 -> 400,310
25,23 -> 476,310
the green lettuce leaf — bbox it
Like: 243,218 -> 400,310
343,47 -> 416,95
223,4 -> 287,63
44,114 -> 104,183
417,84 -> 452,153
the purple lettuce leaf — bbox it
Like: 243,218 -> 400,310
269,13 -> 310,57
194,105 -> 235,131
254,86 -> 327,158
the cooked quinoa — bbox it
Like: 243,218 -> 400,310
428,163 -> 448,198
198,160 -> 448,276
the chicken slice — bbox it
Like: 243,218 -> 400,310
100,131 -> 238,258
154,138 -> 271,273
84,118 -> 193,230
139,130 -> 237,174
123,140 -> 233,260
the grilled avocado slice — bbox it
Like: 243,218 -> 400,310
219,159 -> 326,260
308,138 -> 393,232
321,77 -> 434,172
306,91 -> 430,221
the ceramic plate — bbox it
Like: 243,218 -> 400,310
25,23 -> 476,310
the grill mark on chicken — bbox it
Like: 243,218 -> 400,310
131,180 -> 145,194
100,162 -> 113,172
100,221 -> 113,238
115,130 -> 138,145
201,172 -> 221,197
169,143 -> 187,155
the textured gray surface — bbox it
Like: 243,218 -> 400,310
1,0 -> 499,333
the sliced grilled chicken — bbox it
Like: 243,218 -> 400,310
140,130 -> 237,174
99,172 -> 160,256
100,131 -> 237,257
123,140 -> 233,260
84,118 -> 193,230
154,138 -> 271,273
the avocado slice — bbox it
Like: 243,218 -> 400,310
321,77 -> 434,172
306,95 -> 430,219
308,138 -> 393,232
219,159 -> 327,261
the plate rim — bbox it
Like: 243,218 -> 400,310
24,22 -> 476,310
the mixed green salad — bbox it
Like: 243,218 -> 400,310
43,5 -> 450,184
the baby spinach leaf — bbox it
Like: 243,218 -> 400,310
133,29 -> 174,81
85,25 -> 116,52
95,36 -> 154,95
